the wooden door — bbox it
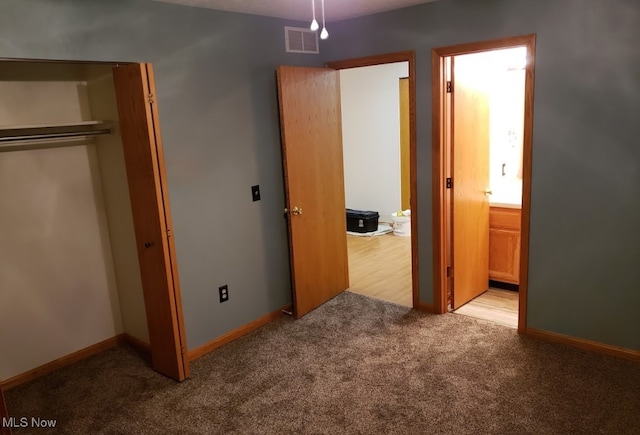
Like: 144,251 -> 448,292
451,56 -> 491,310
277,66 -> 349,318
112,63 -> 189,381
0,384 -> 10,435
399,77 -> 410,211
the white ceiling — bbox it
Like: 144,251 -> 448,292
153,0 -> 438,22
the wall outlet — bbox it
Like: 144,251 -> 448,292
218,285 -> 229,303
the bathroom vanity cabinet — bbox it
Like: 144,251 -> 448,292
489,206 -> 521,285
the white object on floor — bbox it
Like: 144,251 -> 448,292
347,223 -> 393,237
391,211 -> 411,237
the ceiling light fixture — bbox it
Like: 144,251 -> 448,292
310,0 -> 319,31
320,0 -> 329,40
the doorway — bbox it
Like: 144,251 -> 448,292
338,62 -> 413,308
327,52 -> 419,310
431,35 -> 536,332
277,51 -> 419,318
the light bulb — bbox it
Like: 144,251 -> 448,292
310,19 -> 319,31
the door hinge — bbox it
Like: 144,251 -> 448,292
166,228 -> 172,238
148,93 -> 154,104
446,178 -> 452,189
446,81 -> 453,93
446,266 -> 452,277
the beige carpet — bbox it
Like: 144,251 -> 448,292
5,292 -> 640,434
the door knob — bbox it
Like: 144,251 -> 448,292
292,206 -> 303,216
484,188 -> 493,196
144,242 -> 154,248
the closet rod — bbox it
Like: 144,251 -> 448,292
0,128 -> 112,144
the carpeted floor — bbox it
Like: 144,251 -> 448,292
5,292 -> 640,434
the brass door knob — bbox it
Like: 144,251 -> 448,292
484,188 -> 493,196
292,206 -> 303,216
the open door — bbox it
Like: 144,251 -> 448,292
112,63 -> 189,381
277,66 -> 349,318
451,56 -> 491,310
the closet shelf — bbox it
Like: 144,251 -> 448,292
0,120 -> 113,145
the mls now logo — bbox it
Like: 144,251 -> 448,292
2,416 -> 57,428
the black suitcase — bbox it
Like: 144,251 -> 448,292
346,209 -> 379,233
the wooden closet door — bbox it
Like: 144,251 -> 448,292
112,63 -> 189,381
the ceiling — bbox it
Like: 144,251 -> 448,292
153,0 -> 439,23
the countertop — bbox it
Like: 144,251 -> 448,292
489,181 -> 522,209
490,201 -> 521,209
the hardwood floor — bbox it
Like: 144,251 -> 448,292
453,288 -> 519,328
346,233 -> 518,328
346,233 -> 412,307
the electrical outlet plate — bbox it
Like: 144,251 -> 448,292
219,285 -> 229,303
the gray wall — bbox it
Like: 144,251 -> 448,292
323,0 -> 640,350
1,0 -> 637,353
0,0 -> 322,349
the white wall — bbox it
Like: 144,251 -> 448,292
0,72 -> 124,380
457,48 -> 526,207
87,69 -> 150,344
489,66 -> 525,206
340,62 -> 408,222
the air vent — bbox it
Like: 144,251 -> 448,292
285,26 -> 319,54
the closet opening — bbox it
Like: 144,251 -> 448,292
0,59 -> 189,401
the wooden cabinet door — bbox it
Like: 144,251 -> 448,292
112,63 -> 189,381
489,207 -> 521,284
489,229 -> 520,284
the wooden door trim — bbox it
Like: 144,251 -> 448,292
431,35 -> 536,333
276,67 -> 299,314
326,50 -> 419,309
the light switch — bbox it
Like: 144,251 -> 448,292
251,185 -> 261,202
